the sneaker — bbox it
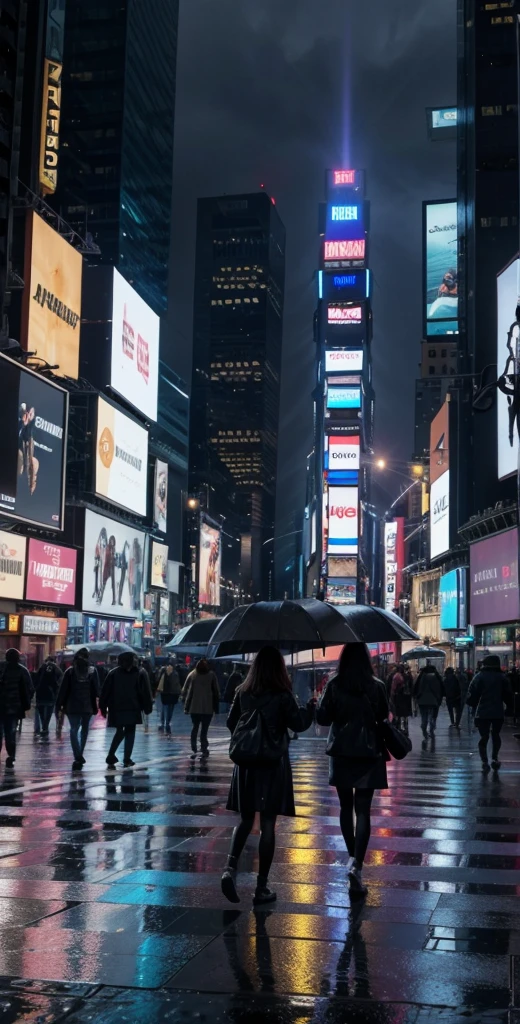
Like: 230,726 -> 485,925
481,761 -> 491,772
5,757 -> 14,769
491,760 -> 501,771
348,864 -> 367,895
253,886 -> 277,905
106,754 -> 118,766
221,867 -> 240,904
123,759 -> 135,768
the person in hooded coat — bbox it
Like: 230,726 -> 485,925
34,656 -> 62,738
55,648 -> 99,769
0,649 -> 32,767
467,654 -> 513,771
100,652 -> 153,767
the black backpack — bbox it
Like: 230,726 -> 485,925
229,694 -> 287,768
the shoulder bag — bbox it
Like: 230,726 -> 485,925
381,719 -> 412,760
229,694 -> 287,768
325,691 -> 380,759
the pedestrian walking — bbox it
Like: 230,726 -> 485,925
466,654 -> 513,771
34,657 -> 62,738
55,648 -> 100,770
100,652 -> 153,767
443,666 -> 462,729
156,658 -> 182,734
414,663 -> 443,740
223,667 -> 244,708
390,664 -> 412,734
404,666 -> 417,716
221,646 -> 314,905
0,649 -> 32,767
182,658 -> 220,755
316,643 -> 389,896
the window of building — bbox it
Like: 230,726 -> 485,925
428,348 -> 436,357
441,349 -> 447,358
429,366 -> 435,375
481,105 -> 502,115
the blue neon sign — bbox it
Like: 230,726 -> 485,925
331,206 -> 359,222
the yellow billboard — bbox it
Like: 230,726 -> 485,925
23,212 -> 82,379
39,58 -> 62,194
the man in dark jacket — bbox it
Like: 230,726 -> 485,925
223,668 -> 244,707
0,649 -> 32,767
467,654 -> 512,771
100,652 -> 153,767
34,657 -> 62,738
156,657 -> 181,734
55,648 -> 99,770
414,664 -> 444,740
443,667 -> 462,729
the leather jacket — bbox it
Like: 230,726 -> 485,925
227,686 -> 314,750
316,675 -> 389,728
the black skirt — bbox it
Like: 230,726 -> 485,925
329,753 -> 388,790
226,752 -> 296,817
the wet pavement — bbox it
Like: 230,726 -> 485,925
0,706 -> 518,1020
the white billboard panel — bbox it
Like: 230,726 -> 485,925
327,486 -> 358,555
111,269 -> 159,421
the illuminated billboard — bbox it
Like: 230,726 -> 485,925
0,353 -> 67,530
328,169 -> 364,192
497,257 -> 519,480
327,386 -> 361,410
325,350 -> 363,374
424,201 -> 458,335
327,486 -> 358,555
39,59 -> 62,194
440,567 -> 467,630
0,532 -> 26,601
326,203 -> 365,245
26,538 -> 77,606
199,521 -> 221,606
327,303 -> 363,326
324,239 -> 366,263
82,509 -> 145,619
95,397 -> 148,516
111,269 -> 159,421
328,435 -> 360,470
150,540 -> 168,590
23,212 -> 82,379
154,459 -> 168,532
384,519 -> 404,613
431,107 -> 457,128
328,555 -> 357,578
326,578 -> 356,605
470,528 -> 519,625
430,402 -> 450,560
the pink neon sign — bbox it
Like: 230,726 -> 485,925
333,170 -> 356,186
328,305 -> 362,323
324,240 -> 366,261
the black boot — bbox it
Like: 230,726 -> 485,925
253,874 -> 276,905
221,855 -> 240,903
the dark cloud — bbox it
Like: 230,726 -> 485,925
169,0 -> 456,550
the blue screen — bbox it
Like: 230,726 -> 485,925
439,567 -> 467,630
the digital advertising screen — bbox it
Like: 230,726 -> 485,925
327,486 -> 358,555
154,459 -> 168,532
0,531 -> 26,600
326,578 -> 356,606
384,519 -> 405,613
325,350 -> 363,374
111,269 -> 159,421
328,168 -> 364,191
497,257 -> 519,480
430,471 -> 450,561
23,211 -> 82,379
328,555 -> 357,579
326,386 -> 361,410
325,202 -> 365,244
324,239 -> 366,264
199,521 -> 221,606
327,303 -> 363,326
26,538 -> 77,606
431,107 -> 457,129
150,540 -> 168,589
82,509 -> 145,619
424,201 -> 458,335
327,435 -> 360,470
439,567 -> 467,631
95,397 -> 148,516
470,528 -> 519,626
0,353 -> 67,529
325,272 -> 368,301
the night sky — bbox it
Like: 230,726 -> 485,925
168,0 -> 456,568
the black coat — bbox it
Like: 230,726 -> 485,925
467,668 -> 512,720
226,686 -> 314,817
317,675 -> 389,789
443,670 -> 461,702
0,663 -> 32,718
34,663 -> 63,705
100,665 -> 153,727
56,664 -> 99,716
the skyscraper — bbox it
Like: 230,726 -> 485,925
51,0 -> 179,316
189,191 -> 286,601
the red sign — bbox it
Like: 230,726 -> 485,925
333,170 -> 356,186
324,240 -> 366,261
328,305 -> 362,323
25,538 -> 77,605
137,335 -> 149,382
329,504 -> 356,519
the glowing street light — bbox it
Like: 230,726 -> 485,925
376,458 -> 386,469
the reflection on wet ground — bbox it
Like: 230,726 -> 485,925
0,710 -> 517,1020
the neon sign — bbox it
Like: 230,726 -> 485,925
331,206 -> 358,221
328,305 -> 362,324
333,170 -> 356,186
333,275 -> 357,287
324,240 -> 366,261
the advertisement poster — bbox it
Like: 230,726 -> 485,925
327,386 -> 361,410
26,538 -> 77,605
440,567 -> 467,631
384,519 -> 405,612
326,578 -> 356,605
424,201 -> 458,335
496,257 -> 519,480
328,555 -> 357,579
430,402 -> 450,560
111,269 -> 159,421
327,304 -> 363,326
0,531 -> 26,600
150,540 -> 168,589
95,397 -> 148,516
325,350 -> 363,374
327,486 -> 358,555
154,459 -> 168,532
0,354 -> 67,529
328,435 -> 360,470
470,528 -> 519,626
199,522 -> 221,606
24,212 -> 82,378
82,509 -> 145,619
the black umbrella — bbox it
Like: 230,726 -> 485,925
401,645 -> 445,662
207,599 -> 359,657
164,618 -> 222,650
334,606 -> 420,644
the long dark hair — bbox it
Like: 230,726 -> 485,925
336,643 -> 375,695
242,646 -> 292,696
196,658 -> 210,675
